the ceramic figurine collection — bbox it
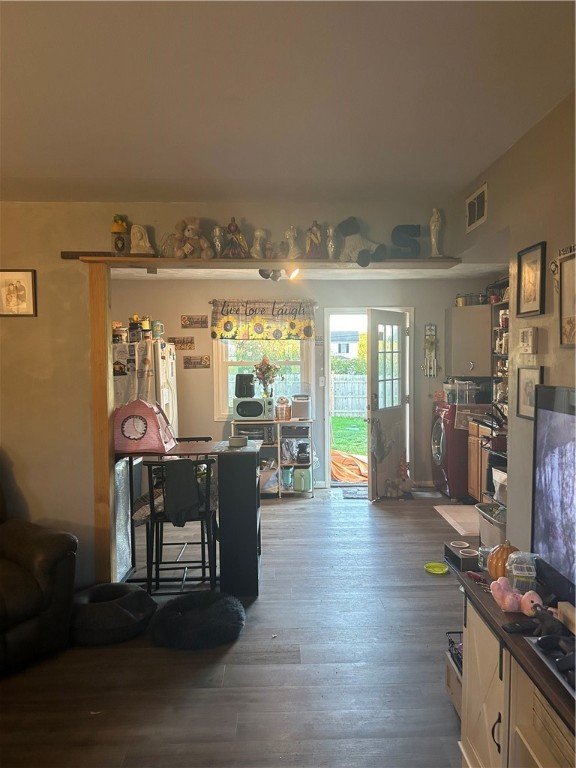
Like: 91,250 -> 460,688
110,210 -> 444,265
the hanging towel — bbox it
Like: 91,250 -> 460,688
163,460 -> 204,527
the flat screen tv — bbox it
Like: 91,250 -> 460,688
531,385 -> 575,605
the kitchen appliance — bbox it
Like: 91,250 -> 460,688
431,401 -> 490,499
233,423 -> 276,444
293,467 -> 312,492
291,394 -> 311,419
233,397 -> 274,421
296,443 -> 310,463
112,339 -> 178,435
235,373 -> 255,398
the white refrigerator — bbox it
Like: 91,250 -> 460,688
112,339 -> 178,435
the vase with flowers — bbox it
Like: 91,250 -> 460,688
254,355 -> 282,398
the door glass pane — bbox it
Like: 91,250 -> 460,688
376,322 -> 401,410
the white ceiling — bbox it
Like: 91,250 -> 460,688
1,1 -> 573,282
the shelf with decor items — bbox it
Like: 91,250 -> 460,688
487,274 -> 510,413
231,420 -> 314,498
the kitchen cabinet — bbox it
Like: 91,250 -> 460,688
509,660 -> 575,768
468,420 -> 493,502
231,420 -> 314,498
460,599 -> 510,768
445,305 -> 492,377
455,576 -> 575,768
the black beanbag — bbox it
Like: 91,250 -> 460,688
149,591 -> 246,650
72,583 -> 157,645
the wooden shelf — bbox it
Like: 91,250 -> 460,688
64,252 -> 461,271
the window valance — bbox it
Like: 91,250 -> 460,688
210,299 -> 316,340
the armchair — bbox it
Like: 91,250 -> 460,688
0,487 -> 78,673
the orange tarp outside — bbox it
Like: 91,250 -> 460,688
330,449 -> 369,483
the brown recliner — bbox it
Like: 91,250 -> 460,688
0,487 -> 78,673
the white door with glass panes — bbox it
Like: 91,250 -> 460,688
367,309 -> 408,500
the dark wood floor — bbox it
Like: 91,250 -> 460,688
0,492 -> 464,768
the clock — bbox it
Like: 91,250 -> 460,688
121,414 -> 148,440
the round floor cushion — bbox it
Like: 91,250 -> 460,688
72,583 -> 158,645
149,591 -> 246,650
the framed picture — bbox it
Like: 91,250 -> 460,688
559,252 -> 575,347
516,242 -> 546,317
517,366 -> 543,420
0,270 -> 37,317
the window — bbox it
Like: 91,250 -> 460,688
377,323 -> 400,408
213,339 -> 314,420
337,343 -> 350,354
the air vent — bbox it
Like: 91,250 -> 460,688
466,183 -> 487,233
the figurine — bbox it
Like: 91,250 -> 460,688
284,225 -> 302,260
251,228 -> 266,259
111,214 -> 129,255
173,217 -> 214,260
305,220 -> 323,259
212,226 -> 226,258
221,217 -> 249,259
430,208 -> 443,257
326,226 -> 338,260
130,224 -> 154,255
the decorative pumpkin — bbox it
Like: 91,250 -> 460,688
487,540 -> 519,580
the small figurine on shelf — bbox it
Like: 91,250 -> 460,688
173,217 -> 214,260
430,208 -> 443,257
326,226 -> 338,260
284,225 -> 303,260
212,226 -> 226,258
111,215 -> 129,255
221,217 -> 249,259
250,228 -> 266,259
305,220 -> 323,259
130,224 -> 154,254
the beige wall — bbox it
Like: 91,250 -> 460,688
444,93 -> 575,551
0,94 -> 573,586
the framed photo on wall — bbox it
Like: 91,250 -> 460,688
559,251 -> 575,347
517,242 -> 546,317
517,366 -> 543,420
0,270 -> 37,317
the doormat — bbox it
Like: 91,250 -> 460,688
433,505 -> 479,536
411,489 -> 443,498
342,486 -> 369,499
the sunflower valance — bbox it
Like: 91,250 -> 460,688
210,299 -> 316,340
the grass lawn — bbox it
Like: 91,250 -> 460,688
331,416 -> 368,456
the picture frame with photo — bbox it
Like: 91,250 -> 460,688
516,242 -> 546,317
559,251 -> 575,347
0,270 -> 37,317
516,365 -> 543,420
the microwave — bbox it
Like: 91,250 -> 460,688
233,397 -> 274,421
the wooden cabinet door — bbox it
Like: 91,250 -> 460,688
461,600 -> 509,768
468,434 -> 480,500
446,305 -> 492,377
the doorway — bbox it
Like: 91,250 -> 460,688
324,307 -> 412,500
327,312 -> 369,488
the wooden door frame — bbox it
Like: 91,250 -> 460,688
88,263 -> 115,581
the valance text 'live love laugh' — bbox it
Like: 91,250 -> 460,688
210,299 -> 316,340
